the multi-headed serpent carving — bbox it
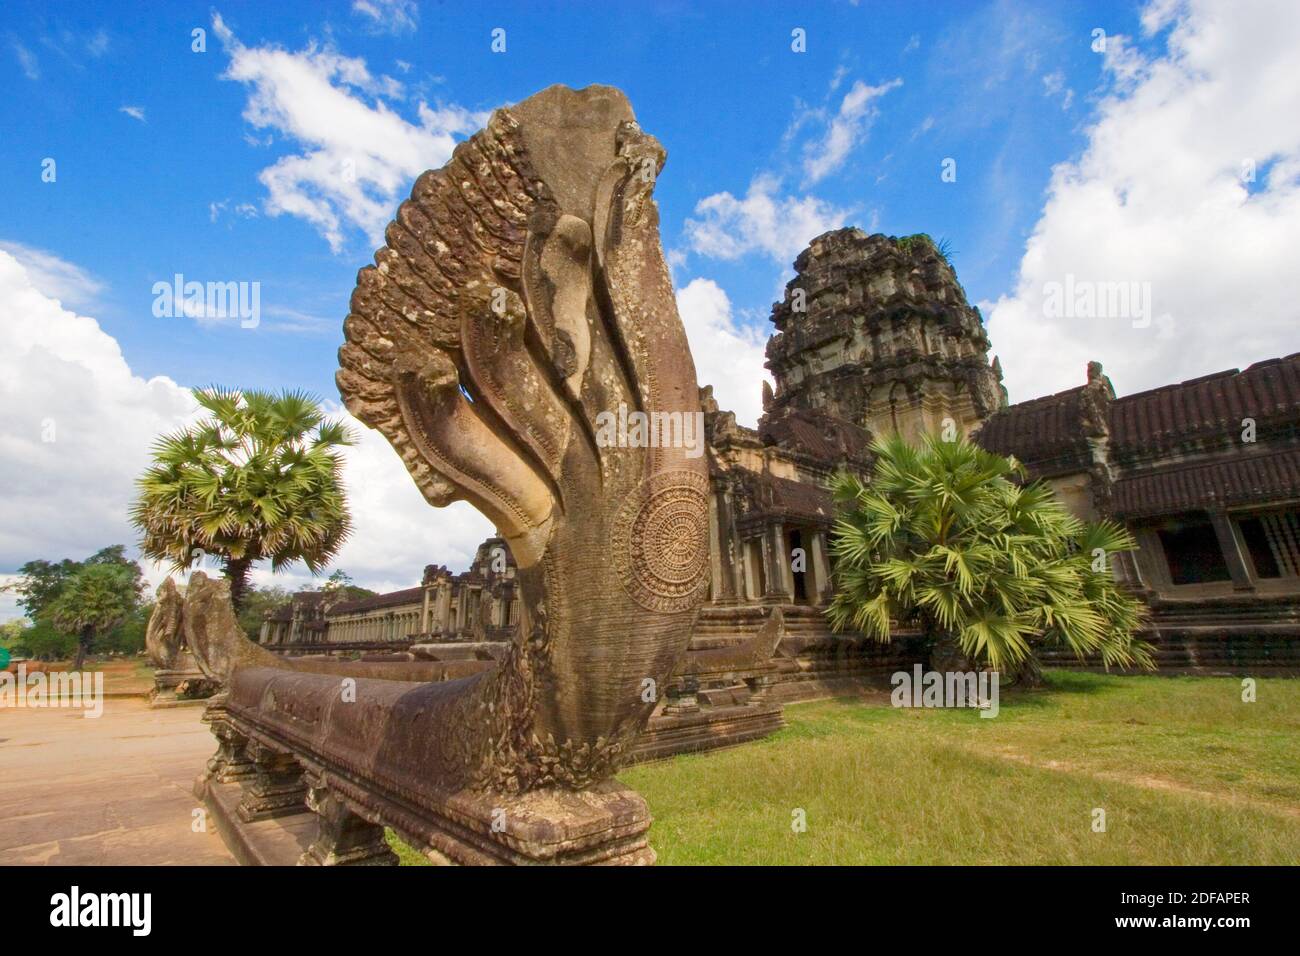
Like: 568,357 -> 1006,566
333,85 -> 709,792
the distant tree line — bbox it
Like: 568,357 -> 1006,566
1,546 -> 148,668
1,551 -> 379,662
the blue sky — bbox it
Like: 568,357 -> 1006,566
4,0 -> 1147,392
4,0 -> 1298,609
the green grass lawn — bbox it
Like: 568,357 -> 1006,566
389,671 -> 1300,865
619,670 -> 1300,865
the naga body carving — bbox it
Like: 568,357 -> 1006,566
179,86 -> 709,862
335,84 -> 710,791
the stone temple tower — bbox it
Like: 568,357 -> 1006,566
764,229 -> 1007,441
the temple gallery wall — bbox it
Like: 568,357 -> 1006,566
261,227 -> 1300,685
164,84 -> 1298,868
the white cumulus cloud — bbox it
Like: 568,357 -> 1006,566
0,247 -> 497,614
0,241 -> 106,312
676,278 -> 772,428
684,173 -> 851,265
985,0 -> 1300,403
212,12 -> 482,252
0,250 -> 195,593
352,0 -> 419,35
802,77 -> 902,184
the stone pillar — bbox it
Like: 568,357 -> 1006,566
1210,511 -> 1256,592
707,492 -> 724,603
421,587 -> 431,634
770,522 -> 793,599
742,538 -> 758,602
724,491 -> 746,603
299,773 -> 398,866
811,530 -> 834,603
758,532 -> 776,600
436,583 -> 452,635
237,741 -> 307,823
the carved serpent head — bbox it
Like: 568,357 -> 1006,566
336,85 -> 709,790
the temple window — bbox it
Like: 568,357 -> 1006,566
1155,513 -> 1232,585
1235,509 -> 1300,579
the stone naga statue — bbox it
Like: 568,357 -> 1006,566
334,84 -> 710,792
144,578 -> 186,671
144,578 -> 215,704
184,86 -> 708,863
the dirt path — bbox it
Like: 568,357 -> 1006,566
977,744 -> 1300,819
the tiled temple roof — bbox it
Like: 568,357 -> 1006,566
329,586 -> 424,615
1111,447 -> 1300,518
1109,354 -> 1300,455
759,407 -> 874,464
973,385 -> 1091,471
976,354 -> 1300,472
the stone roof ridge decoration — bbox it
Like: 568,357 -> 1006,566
467,535 -> 517,584
699,384 -> 762,449
422,563 -> 452,585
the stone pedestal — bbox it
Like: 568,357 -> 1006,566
151,650 -> 215,708
151,667 -> 211,708
299,775 -> 397,866
202,706 -> 257,785
393,782 -> 656,866
236,743 -> 307,823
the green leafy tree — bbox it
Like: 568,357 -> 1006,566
827,434 -> 1152,678
13,619 -> 76,661
316,569 -> 376,601
2,547 -> 147,662
5,559 -> 80,617
1,619 -> 24,660
236,584 -> 293,642
47,563 -> 144,670
4,546 -> 140,620
131,388 -> 355,611
98,604 -> 151,656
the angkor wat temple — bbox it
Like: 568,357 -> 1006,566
261,228 -> 1300,754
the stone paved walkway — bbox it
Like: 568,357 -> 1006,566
0,698 -> 235,865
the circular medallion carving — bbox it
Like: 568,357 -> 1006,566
614,470 -> 711,613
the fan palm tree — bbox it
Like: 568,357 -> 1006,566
131,388 -> 354,610
827,433 -> 1152,678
